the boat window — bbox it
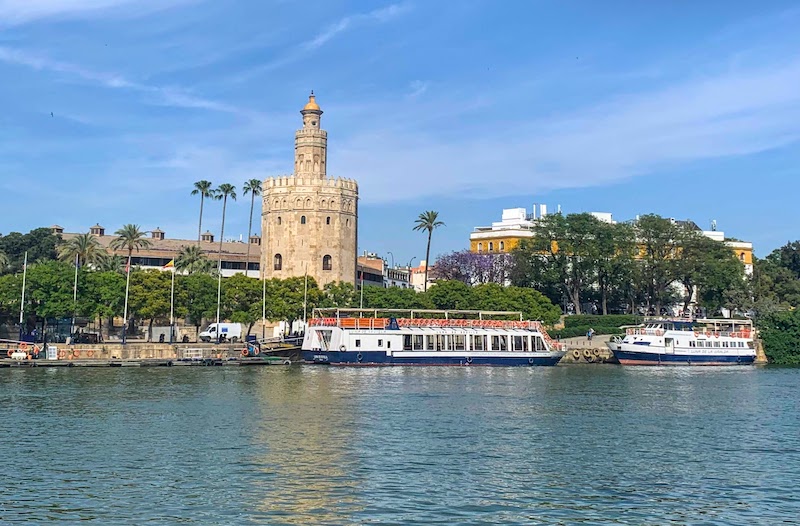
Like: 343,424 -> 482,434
513,336 -> 528,351
319,330 -> 332,350
453,334 -> 465,351
533,336 -> 544,351
714,341 -> 720,348
472,335 -> 485,351
426,335 -> 435,350
722,341 -> 728,347
436,335 -> 446,351
378,339 -> 383,347
413,335 -> 423,350
403,335 -> 412,350
491,335 -> 507,351
355,339 -> 361,348
387,341 -> 391,349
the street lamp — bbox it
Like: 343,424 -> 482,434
386,251 -> 395,269
407,257 -> 416,269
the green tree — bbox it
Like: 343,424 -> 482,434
595,222 -> 636,315
222,273 -> 262,335
191,180 -> 215,245
57,233 -> 103,266
321,281 -> 357,308
109,224 -> 152,268
0,249 -> 8,273
175,244 -> 216,275
178,273 -> 218,333
243,178 -> 262,277
758,309 -> 800,365
635,214 -> 682,314
83,271 -> 125,337
0,228 -> 60,273
128,270 -> 171,339
413,210 -> 445,292
471,283 -> 561,325
425,280 -> 475,310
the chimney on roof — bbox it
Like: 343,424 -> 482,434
89,223 -> 105,236
151,228 -> 165,240
249,234 -> 261,246
201,231 -> 214,243
51,225 -> 64,234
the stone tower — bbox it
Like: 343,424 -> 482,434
261,92 -> 359,287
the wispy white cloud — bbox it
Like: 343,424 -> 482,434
0,46 -> 259,118
407,80 -> 428,99
334,58 -> 800,203
0,0 -> 192,25
233,2 -> 412,81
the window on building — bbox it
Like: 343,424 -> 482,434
346,219 -> 350,227
489,242 -> 494,252
477,243 -> 483,253
499,241 -> 505,251
740,252 -> 745,261
301,216 -> 306,225
326,216 -> 331,225
277,216 -> 282,225
273,254 -> 282,270
323,255 -> 332,271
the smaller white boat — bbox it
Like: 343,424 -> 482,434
606,318 -> 755,365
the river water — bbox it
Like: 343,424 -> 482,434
1,365 -> 798,525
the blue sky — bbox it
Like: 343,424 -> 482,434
1,1 -> 799,265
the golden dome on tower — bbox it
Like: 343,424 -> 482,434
302,91 -> 321,111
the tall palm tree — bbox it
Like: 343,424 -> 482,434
213,184 -> 236,342
191,180 -> 215,245
243,178 -> 262,277
176,244 -> 216,275
413,210 -> 445,292
57,233 -> 102,267
110,224 -> 152,343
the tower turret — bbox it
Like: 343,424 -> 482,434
295,91 -> 327,178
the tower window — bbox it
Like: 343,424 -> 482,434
500,241 -> 505,251
323,255 -> 332,271
346,219 -> 350,227
277,216 -> 282,225
273,254 -> 282,271
301,216 -> 306,225
326,216 -> 331,225
477,243 -> 483,253
489,242 -> 494,252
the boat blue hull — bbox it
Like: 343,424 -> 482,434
301,350 -> 562,366
613,349 -> 755,366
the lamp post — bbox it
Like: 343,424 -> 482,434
386,251 -> 395,269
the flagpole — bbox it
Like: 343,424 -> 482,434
71,253 -> 78,340
19,251 -> 28,340
303,264 -> 308,326
122,255 -> 131,344
169,265 -> 175,344
215,260 -> 222,345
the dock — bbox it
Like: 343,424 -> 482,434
0,356 -> 294,368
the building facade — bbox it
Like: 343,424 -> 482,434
55,224 -> 259,277
261,93 -> 359,287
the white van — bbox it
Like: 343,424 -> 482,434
198,323 -> 243,343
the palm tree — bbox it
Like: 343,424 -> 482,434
110,224 -> 152,343
191,180 -> 215,245
413,210 -> 445,292
213,183 -> 236,342
57,233 -> 102,267
176,244 -> 216,275
95,252 -> 125,273
243,178 -> 262,277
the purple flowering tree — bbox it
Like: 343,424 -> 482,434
432,250 -> 514,285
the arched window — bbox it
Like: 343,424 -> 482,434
301,215 -> 307,225
277,216 -> 282,225
477,243 -> 483,253
326,216 -> 331,225
305,198 -> 312,209
499,241 -> 505,251
489,242 -> 494,252
740,252 -> 745,261
273,254 -> 282,270
323,255 -> 332,271
346,219 -> 350,227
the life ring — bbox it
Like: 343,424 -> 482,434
73,349 -> 81,357
571,349 -> 581,359
20,342 -> 28,351
356,353 -> 363,363
714,332 -> 719,338
87,350 -> 94,358
32,348 -> 40,358
58,349 -> 66,359
466,356 -> 473,364
528,357 -> 535,365
339,345 -> 346,352
241,349 -> 249,357
6,350 -> 12,357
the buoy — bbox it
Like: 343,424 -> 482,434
241,349 -> 248,357
356,353 -> 363,362
20,342 -> 28,351
57,349 -> 66,359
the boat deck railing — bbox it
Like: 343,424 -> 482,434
626,327 -> 753,338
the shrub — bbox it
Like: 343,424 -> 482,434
759,310 -> 800,365
563,314 -> 641,329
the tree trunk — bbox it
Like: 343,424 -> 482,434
197,195 -> 205,245
423,230 -> 432,292
245,194 -> 254,277
600,274 -> 608,315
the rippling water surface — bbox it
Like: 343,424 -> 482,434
1,365 -> 799,524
